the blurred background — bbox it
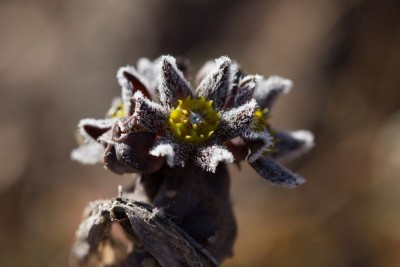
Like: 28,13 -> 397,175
1,0 -> 400,266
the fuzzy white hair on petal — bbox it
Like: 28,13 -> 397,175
78,118 -> 115,143
196,56 -> 237,109
253,76 -> 293,109
197,145 -> 234,172
133,91 -> 168,132
218,99 -> 257,140
250,157 -> 305,188
244,130 -> 274,163
291,130 -> 315,151
150,143 -> 175,167
156,55 -> 192,108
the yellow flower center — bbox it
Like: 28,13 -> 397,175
169,96 -> 220,143
107,98 -> 126,118
252,107 -> 270,131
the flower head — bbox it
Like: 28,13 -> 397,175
130,55 -> 257,172
72,55 -> 314,186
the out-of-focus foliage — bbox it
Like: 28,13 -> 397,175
0,0 -> 399,266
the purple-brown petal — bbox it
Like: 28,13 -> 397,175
216,99 -> 257,141
150,137 -> 191,168
157,55 -> 192,108
117,66 -> 153,115
196,56 -> 236,110
272,130 -> 314,160
249,156 -> 305,188
233,75 -> 261,107
133,91 -> 168,134
253,76 -> 292,110
242,129 -> 274,162
78,118 -> 115,143
104,132 -> 164,175
196,145 -> 234,172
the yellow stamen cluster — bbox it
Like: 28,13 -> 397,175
252,107 -> 270,131
169,96 -> 220,143
107,98 -> 126,118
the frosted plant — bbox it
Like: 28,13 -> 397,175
70,55 -> 314,267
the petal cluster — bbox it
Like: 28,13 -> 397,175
71,55 -> 314,186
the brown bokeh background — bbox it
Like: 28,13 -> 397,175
1,0 -> 400,266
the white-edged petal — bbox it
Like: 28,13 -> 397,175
196,56 -> 237,110
253,76 -> 293,109
234,75 -> 262,106
196,145 -> 234,172
242,129 -> 274,162
156,55 -> 192,108
78,118 -> 116,143
249,156 -> 305,188
273,130 -> 315,160
150,137 -> 190,168
117,66 -> 153,114
133,91 -> 168,133
217,99 -> 257,140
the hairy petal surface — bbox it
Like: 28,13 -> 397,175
196,145 -> 234,172
117,66 -> 152,114
104,132 -> 163,175
233,75 -> 262,107
157,55 -> 192,108
242,129 -> 274,162
253,76 -> 293,109
133,91 -> 168,134
196,56 -> 236,110
78,118 -> 115,142
217,99 -> 257,140
150,137 -> 191,168
273,130 -> 314,160
249,156 -> 305,188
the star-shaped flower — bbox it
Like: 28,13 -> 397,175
128,55 -> 257,172
72,55 -> 313,186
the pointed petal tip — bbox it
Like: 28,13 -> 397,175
291,130 -> 315,150
250,157 -> 306,188
150,143 -> 175,167
197,145 -> 234,172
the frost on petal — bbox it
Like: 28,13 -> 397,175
242,129 -> 274,163
196,56 -> 237,110
150,137 -> 190,168
249,156 -> 305,188
157,55 -> 192,108
253,76 -> 293,109
217,99 -> 257,140
71,142 -> 104,164
117,66 -> 152,114
78,118 -> 116,143
273,130 -> 314,160
196,145 -> 234,172
233,75 -> 262,107
133,91 -> 168,134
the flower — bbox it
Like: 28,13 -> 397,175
72,55 -> 313,185
130,55 -> 257,172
